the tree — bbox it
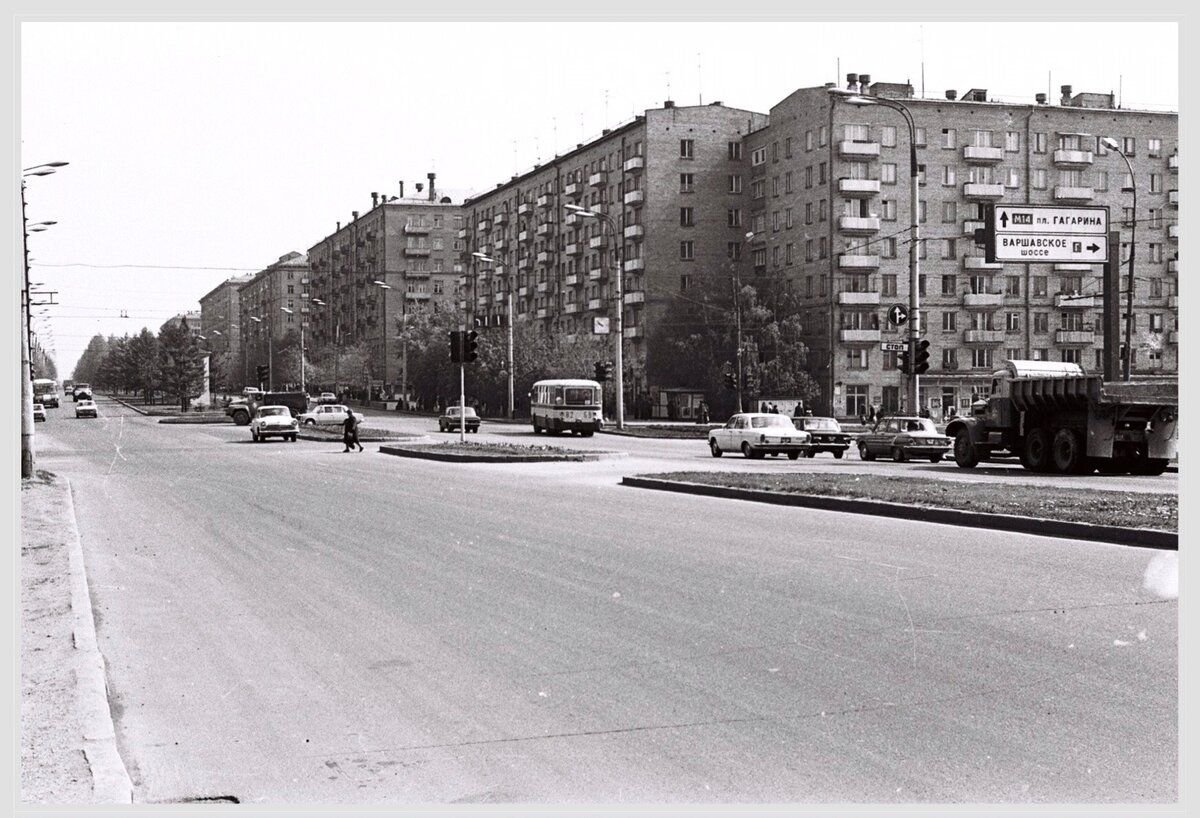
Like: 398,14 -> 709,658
125,329 -> 161,403
72,334 -> 112,384
158,322 -> 205,410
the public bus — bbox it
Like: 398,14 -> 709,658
529,379 -> 604,436
32,378 -> 59,408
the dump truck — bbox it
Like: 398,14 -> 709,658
225,391 -> 308,426
946,360 -> 1177,475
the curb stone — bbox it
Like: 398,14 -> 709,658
63,480 -> 134,803
380,445 -> 626,463
621,476 -> 1176,550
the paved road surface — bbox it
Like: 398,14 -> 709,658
35,396 -> 1177,803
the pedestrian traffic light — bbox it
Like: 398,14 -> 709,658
256,364 -> 269,384
464,330 -> 479,363
897,344 -> 911,375
594,361 -> 607,382
914,338 -> 931,375
723,371 -> 736,390
449,330 -> 462,363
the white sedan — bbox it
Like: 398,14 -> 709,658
34,403 -> 47,422
296,404 -> 358,426
75,399 -> 98,419
708,412 -> 811,459
250,406 -> 299,442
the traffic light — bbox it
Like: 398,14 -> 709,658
897,344 -> 911,375
603,361 -> 614,382
594,361 -> 607,382
464,331 -> 479,363
913,338 -> 931,375
449,330 -> 462,363
256,364 -> 269,385
723,371 -> 736,391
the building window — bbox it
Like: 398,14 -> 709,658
882,238 -> 897,259
728,208 -> 742,228
680,207 -> 694,227
805,275 -> 814,295
942,311 -> 957,331
1005,168 -> 1020,189
805,131 -> 814,151
728,174 -> 743,194
785,137 -> 793,158
772,141 -> 779,162
680,139 -> 695,159
846,349 -> 869,370
882,274 -> 898,296
819,162 -> 827,184
1032,169 -> 1047,190
1149,313 -> 1164,333
728,141 -> 743,160
680,240 -> 694,260
680,173 -> 694,193
680,274 -> 692,290
918,201 -> 927,224
880,200 -> 897,221
1149,173 -> 1163,194
941,275 -> 957,296
1095,171 -> 1108,192
1122,137 -> 1136,156
942,201 -> 957,223
819,126 -> 828,146
942,128 -> 957,149
1032,276 -> 1047,297
1006,312 -> 1021,332
805,240 -> 814,262
1150,276 -> 1163,297
943,166 -> 956,186
943,348 -> 958,369
1034,133 -> 1047,153
880,126 -> 897,148
819,238 -> 828,259
751,180 -> 765,199
772,176 -> 780,197
845,385 -> 868,417
752,248 -> 767,269
751,147 -> 767,166
772,211 -> 781,231
1060,348 -> 1082,365
785,208 -> 794,229
1148,138 -> 1162,158
727,241 -> 742,261
971,348 -> 995,369
1149,242 -> 1163,263
880,163 -> 897,185
819,200 -> 827,221
914,127 -> 927,146
784,171 -> 793,193
1033,312 -> 1049,333
786,243 -> 794,265
1005,131 -> 1020,152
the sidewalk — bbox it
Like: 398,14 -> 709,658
20,472 -> 132,805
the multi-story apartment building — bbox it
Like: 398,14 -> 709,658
237,251 -> 311,388
460,101 -> 769,402
306,175 -> 462,396
198,273 -> 253,367
160,311 -> 203,336
745,75 -> 1177,419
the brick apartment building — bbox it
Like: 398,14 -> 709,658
744,74 -> 1178,419
198,274 -> 253,377
306,175 -> 463,396
237,251 -> 311,389
459,101 -> 769,407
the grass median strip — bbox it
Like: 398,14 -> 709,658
643,472 -> 1177,532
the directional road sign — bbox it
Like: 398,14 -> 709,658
887,304 -> 909,326
880,341 -> 908,352
986,204 -> 1109,263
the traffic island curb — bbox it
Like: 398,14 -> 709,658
63,479 -> 135,803
380,445 -> 626,463
621,476 -> 1177,550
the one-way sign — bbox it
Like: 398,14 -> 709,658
985,204 -> 1109,263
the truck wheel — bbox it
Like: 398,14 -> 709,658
787,451 -> 800,460
233,411 -> 250,426
858,442 -> 874,461
954,429 -> 979,469
1021,427 -> 1053,472
1052,428 -> 1087,474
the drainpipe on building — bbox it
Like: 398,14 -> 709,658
827,99 -> 838,417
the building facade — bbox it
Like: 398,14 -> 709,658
459,101 -> 769,405
306,176 -> 463,396
744,76 -> 1178,419
237,251 -> 311,389
160,311 -> 203,336
198,274 -> 253,372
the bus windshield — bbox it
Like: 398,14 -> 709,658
563,387 -> 596,405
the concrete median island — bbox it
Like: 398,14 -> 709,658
380,441 -> 626,463
623,472 -> 1176,549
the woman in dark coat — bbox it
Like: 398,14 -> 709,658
343,411 -> 363,452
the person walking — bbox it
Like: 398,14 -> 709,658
343,410 -> 363,453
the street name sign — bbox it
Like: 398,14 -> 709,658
880,341 -> 908,352
985,204 -> 1109,263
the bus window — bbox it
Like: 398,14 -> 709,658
564,387 -> 594,405
554,387 -> 564,405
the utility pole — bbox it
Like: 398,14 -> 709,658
20,181 -> 34,478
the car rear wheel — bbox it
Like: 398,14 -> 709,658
833,450 -> 844,459
929,454 -> 943,464
787,451 -> 800,460
741,442 -> 754,459
858,442 -> 874,461
892,446 -> 908,463
304,419 -> 316,426
709,439 -> 723,458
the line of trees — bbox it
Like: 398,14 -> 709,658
77,322 -> 207,409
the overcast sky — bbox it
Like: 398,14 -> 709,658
21,20 -> 1178,378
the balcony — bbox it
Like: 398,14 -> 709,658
962,329 -> 1005,344
518,202 -> 533,216
476,220 -> 491,233
624,189 -> 645,206
587,298 -> 603,310
537,194 -> 553,209
1168,190 -> 1178,208
1053,186 -> 1094,202
623,326 -> 644,339
962,219 -> 986,237
963,183 -> 1005,200
536,281 -> 549,293
588,267 -> 603,280
1168,154 -> 1179,172
839,328 -> 881,343
1169,294 -> 1179,309
838,140 -> 880,160
404,291 -> 431,301
1052,149 -> 1094,168
456,228 -> 468,239
624,291 -> 645,304
623,156 -> 645,173
1168,224 -> 1178,241
564,212 -> 582,227
536,251 -> 551,265
963,256 -> 1004,270
476,296 -> 489,308
589,234 -> 607,250
566,242 -> 583,256
962,292 -> 1004,308
1054,262 -> 1095,271
589,171 -> 608,187
564,303 -> 579,314
1168,259 -> 1178,275
963,145 -> 1005,164
404,247 -> 431,257
564,273 -> 580,286
536,222 -> 553,237
1054,293 -> 1097,309
623,257 -> 645,273
518,229 -> 531,243
536,308 -> 548,319
837,254 -> 880,269
624,224 -> 645,240
1168,330 -> 1179,345
518,286 -> 529,297
838,215 -> 881,234
1056,329 -> 1095,345
563,182 -> 582,198
838,178 -> 881,197
837,291 -> 881,306
493,238 -> 508,252
518,256 -> 532,270
406,268 -> 431,278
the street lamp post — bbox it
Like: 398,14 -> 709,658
829,89 -> 920,414
472,252 -> 515,419
371,279 -> 394,402
565,204 -> 625,429
1100,137 -> 1137,381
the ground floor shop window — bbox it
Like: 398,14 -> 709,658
845,385 -> 868,418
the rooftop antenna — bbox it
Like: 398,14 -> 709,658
535,134 -> 541,163
920,24 -> 925,98
605,88 -> 609,124
666,70 -> 671,101
553,116 -> 558,154
698,51 -> 703,105
513,139 -> 518,175
580,111 -> 585,141
1118,74 -> 1123,108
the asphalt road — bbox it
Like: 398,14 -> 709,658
35,396 -> 1177,804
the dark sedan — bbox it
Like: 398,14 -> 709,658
857,416 -> 952,463
439,406 -> 481,433
791,416 -> 852,458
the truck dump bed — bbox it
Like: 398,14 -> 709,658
1009,376 -> 1178,411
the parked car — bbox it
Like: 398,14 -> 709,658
297,404 -> 358,426
75,399 -> 98,419
708,412 -> 812,459
439,406 -> 480,433
792,416 -> 852,458
857,416 -> 952,463
250,405 -> 299,442
33,403 -> 47,422
317,392 -> 338,404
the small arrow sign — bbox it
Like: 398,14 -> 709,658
1087,243 -> 1101,253
888,304 -> 909,326
1000,212 -> 1009,228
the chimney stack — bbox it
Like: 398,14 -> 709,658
399,180 -> 404,199
946,89 -> 958,100
428,172 -> 436,201
415,183 -> 424,195
859,73 -> 871,92
1060,84 -> 1073,106
846,72 -> 858,91
664,100 -> 674,108
1035,93 -> 1047,105
371,192 -> 378,208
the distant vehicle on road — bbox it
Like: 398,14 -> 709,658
791,416 -> 851,458
226,391 -> 307,425
857,416 -> 951,463
73,383 -> 93,402
250,406 -> 298,442
297,404 -> 358,426
708,413 -> 811,459
75,399 -> 98,419
317,392 -> 338,404
439,406 -> 480,433
33,378 -> 59,408
33,403 -> 47,422
530,379 -> 603,436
